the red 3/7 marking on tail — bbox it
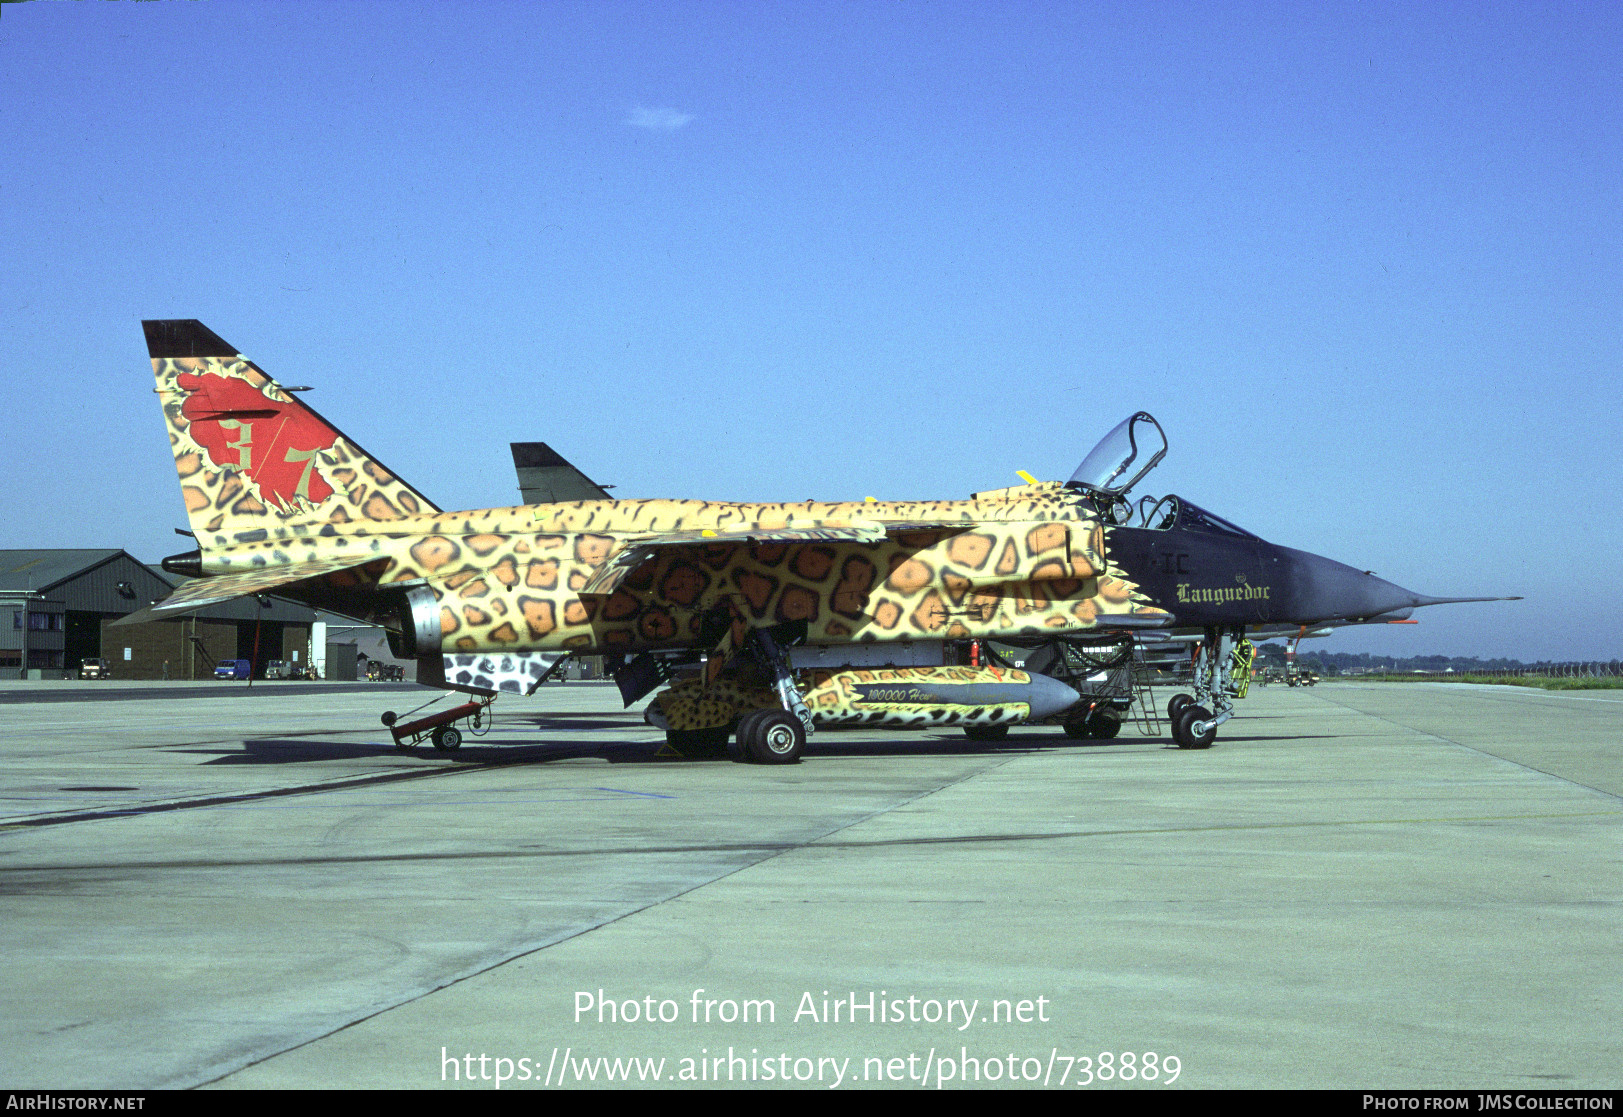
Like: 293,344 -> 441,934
178,372 -> 338,508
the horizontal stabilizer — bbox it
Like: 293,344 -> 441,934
512,443 -> 613,503
111,555 -> 379,625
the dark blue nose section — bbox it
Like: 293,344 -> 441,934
1279,546 -> 1519,626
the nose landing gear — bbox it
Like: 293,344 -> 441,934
1168,626 -> 1245,749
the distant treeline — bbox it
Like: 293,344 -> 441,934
1255,647 -> 1622,677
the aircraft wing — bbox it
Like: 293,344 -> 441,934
110,555 -> 380,625
577,520 -> 895,596
1095,613 -> 1175,629
576,519 -> 982,598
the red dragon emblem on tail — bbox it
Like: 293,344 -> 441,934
178,372 -> 339,510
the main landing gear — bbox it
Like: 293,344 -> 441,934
656,627 -> 813,764
1061,704 -> 1123,740
1166,626 -> 1244,749
727,629 -> 811,764
730,708 -> 807,764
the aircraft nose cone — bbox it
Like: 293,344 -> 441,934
1283,548 -> 1434,625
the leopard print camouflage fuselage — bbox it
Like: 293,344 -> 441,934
152,352 -> 1168,657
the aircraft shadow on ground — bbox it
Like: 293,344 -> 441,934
182,726 -> 1335,766
810,733 -> 1159,758
178,740 -> 404,763
190,737 -> 651,765
522,716 -> 648,732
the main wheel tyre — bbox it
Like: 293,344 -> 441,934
1167,694 -> 1192,722
744,710 -> 806,764
1062,712 -> 1095,739
1173,705 -> 1216,750
431,725 -> 462,751
963,724 -> 1010,742
729,710 -> 772,763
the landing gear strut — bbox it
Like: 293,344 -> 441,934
729,628 -> 812,764
1170,626 -> 1244,749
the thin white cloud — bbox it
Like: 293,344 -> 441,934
625,106 -> 695,131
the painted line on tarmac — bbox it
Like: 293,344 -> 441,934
1313,689 -> 1623,804
8,809 -> 1615,876
0,759 -> 561,834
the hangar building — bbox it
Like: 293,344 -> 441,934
0,549 -> 315,680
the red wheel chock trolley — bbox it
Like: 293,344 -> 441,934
381,698 -> 493,752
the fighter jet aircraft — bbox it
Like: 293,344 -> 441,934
131,322 -> 1514,759
130,321 -> 1170,762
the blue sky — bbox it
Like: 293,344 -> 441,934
2,1 -> 1618,660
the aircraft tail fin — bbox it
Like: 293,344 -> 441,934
510,442 -> 612,503
144,320 -> 440,550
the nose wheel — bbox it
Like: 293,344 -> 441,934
1169,627 -> 1243,748
1171,704 -> 1216,749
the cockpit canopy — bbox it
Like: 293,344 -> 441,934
1069,412 -> 1259,538
1068,412 -> 1167,497
1134,494 -> 1260,539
